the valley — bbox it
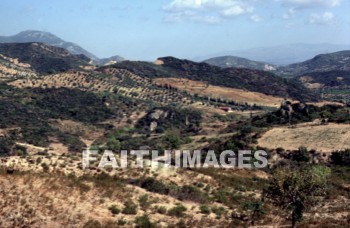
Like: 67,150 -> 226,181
0,33 -> 349,227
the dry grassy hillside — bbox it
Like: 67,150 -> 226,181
154,77 -> 283,107
258,122 -> 350,153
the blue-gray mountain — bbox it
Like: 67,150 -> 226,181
203,56 -> 277,71
279,50 -> 350,77
196,43 -> 350,65
0,30 -> 124,65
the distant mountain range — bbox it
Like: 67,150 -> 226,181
204,51 -> 350,80
288,51 -> 350,88
278,50 -> 350,77
203,56 -> 277,71
195,43 -> 350,65
0,30 -> 124,65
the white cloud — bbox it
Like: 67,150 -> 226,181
309,11 -> 335,25
277,0 -> 342,8
250,14 -> 262,22
163,0 -> 255,23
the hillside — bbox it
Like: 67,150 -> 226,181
110,57 -> 318,101
0,43 -> 90,74
279,50 -> 350,77
0,30 -> 126,65
203,56 -> 277,71
195,43 -> 350,65
0,53 -> 37,81
0,30 -> 99,61
98,55 -> 125,66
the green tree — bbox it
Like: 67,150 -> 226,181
264,165 -> 331,228
107,136 -> 121,151
163,130 -> 181,149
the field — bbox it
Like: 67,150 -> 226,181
258,122 -> 350,152
153,77 -> 283,107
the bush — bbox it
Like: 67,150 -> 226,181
139,194 -> 150,209
175,185 -> 209,204
140,177 -> 169,194
211,206 -> 226,218
117,218 -> 127,226
199,205 -> 211,214
135,214 -> 155,228
122,201 -> 138,215
330,150 -> 350,166
156,206 -> 167,214
292,147 -> 311,163
108,204 -> 121,215
168,204 -> 187,217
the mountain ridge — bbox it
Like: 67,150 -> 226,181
279,50 -> 350,77
203,55 -> 277,71
195,43 -> 350,65
0,30 -> 125,65
0,30 -> 99,61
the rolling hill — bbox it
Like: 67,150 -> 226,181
0,42 -> 90,74
195,43 -> 350,65
203,56 -> 277,71
279,50 -> 350,77
109,57 -> 318,101
0,30 -> 98,61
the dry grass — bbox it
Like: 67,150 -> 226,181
258,123 -> 350,152
153,77 -> 283,107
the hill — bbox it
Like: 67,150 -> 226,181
203,56 -> 277,71
98,55 -> 125,66
0,30 -> 126,65
0,42 -> 90,74
0,30 -> 99,61
279,50 -> 350,77
195,43 -> 350,65
109,57 -> 318,101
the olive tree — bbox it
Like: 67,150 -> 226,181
263,165 -> 331,228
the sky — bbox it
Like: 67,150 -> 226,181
0,0 -> 349,60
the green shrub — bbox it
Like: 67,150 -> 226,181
199,205 -> 211,214
122,201 -> 138,215
168,204 -> 187,217
156,206 -> 167,214
139,194 -> 150,209
140,177 -> 169,194
108,204 -> 121,215
135,215 -> 155,228
211,206 -> 226,218
117,218 -> 127,226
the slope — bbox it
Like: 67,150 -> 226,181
109,57 -> 318,101
203,56 -> 277,71
0,42 -> 90,74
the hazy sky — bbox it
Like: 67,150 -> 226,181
0,0 -> 349,60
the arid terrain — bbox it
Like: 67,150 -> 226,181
258,122 -> 350,152
0,32 -> 349,227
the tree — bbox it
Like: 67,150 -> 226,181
263,165 -> 331,228
292,147 -> 311,163
163,130 -> 181,149
107,136 -> 121,151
